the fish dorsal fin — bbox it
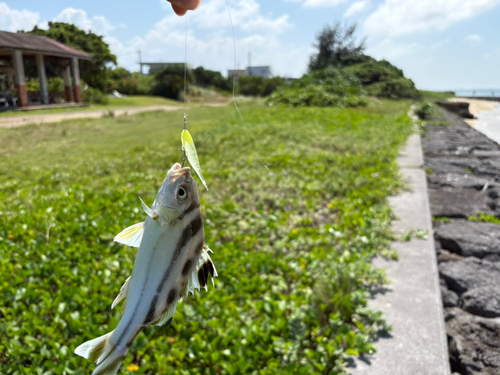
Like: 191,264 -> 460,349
154,301 -> 178,327
114,222 -> 144,248
139,197 -> 158,219
111,276 -> 131,310
186,243 -> 218,296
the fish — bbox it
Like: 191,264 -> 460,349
74,162 -> 217,375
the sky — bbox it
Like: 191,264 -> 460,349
1,0 -> 500,91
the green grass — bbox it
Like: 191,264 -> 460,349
0,100 -> 413,374
418,90 -> 455,102
0,96 -> 180,118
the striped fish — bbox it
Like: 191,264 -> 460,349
74,163 -> 217,375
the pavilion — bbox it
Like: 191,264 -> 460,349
0,30 -> 92,108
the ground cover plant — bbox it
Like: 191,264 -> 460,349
0,101 -> 412,374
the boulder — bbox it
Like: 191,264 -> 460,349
435,221 -> 500,258
439,257 -> 500,295
446,307 -> 500,374
427,173 -> 490,190
436,101 -> 475,119
460,286 -> 500,318
437,249 -> 465,262
441,286 -> 459,307
428,188 -> 493,218
425,157 -> 483,175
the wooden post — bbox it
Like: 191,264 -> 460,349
36,54 -> 49,104
62,62 -> 74,102
71,57 -> 82,103
12,50 -> 28,107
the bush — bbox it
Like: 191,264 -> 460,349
82,86 -> 109,104
238,75 -> 265,96
47,77 -> 64,92
108,73 -> 154,96
152,64 -> 194,100
344,60 -> 421,99
193,66 -> 231,92
267,67 -> 367,107
415,101 -> 433,119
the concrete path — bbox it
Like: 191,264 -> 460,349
0,105 -> 182,129
350,129 -> 450,374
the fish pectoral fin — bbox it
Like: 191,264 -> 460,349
111,276 -> 131,310
114,222 -> 144,248
187,243 -> 218,296
155,301 -> 178,327
139,197 -> 159,220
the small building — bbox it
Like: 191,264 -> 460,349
140,62 -> 193,75
246,66 -> 272,79
0,30 -> 92,107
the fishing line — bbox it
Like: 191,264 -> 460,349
225,0 -> 270,171
182,13 -> 188,167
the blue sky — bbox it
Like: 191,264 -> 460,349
1,0 -> 500,91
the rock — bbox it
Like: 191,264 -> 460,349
438,249 -> 465,262
425,157 -> 483,175
483,253 -> 500,262
436,101 -> 475,119
427,173 -> 490,190
439,257 -> 500,294
445,307 -> 500,374
460,286 -> 500,318
428,188 -> 493,218
441,286 -> 459,307
472,150 -> 500,158
435,221 -> 500,258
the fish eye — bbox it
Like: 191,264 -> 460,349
177,186 -> 188,200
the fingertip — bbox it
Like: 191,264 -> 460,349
172,4 -> 188,16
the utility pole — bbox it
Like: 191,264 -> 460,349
138,49 -> 142,74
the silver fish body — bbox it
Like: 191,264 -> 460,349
75,163 -> 217,375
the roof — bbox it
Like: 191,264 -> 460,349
0,30 -> 92,60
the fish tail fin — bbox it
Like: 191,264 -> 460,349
74,330 -> 127,375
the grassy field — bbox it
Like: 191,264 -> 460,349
0,100 -> 412,374
0,96 -> 180,118
418,90 -> 455,102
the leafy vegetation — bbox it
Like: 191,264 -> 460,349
308,23 -> 366,71
415,102 -> 433,120
81,86 -> 109,105
0,101 -> 412,374
418,90 -> 455,101
267,67 -> 367,107
22,22 -> 117,92
343,59 -> 420,100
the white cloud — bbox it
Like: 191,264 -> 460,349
106,0 -> 303,77
344,0 -> 369,17
465,34 -> 482,42
364,0 -> 500,37
185,0 -> 291,34
54,8 -> 115,36
303,0 -> 347,7
281,0 -> 347,7
0,2 -> 39,32
366,39 -> 422,60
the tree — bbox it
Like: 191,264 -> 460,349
308,23 -> 366,72
21,22 -> 117,92
152,64 -> 194,100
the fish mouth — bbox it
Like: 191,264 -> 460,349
167,163 -> 191,180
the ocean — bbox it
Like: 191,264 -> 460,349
454,89 -> 500,97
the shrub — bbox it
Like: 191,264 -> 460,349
82,86 -> 109,104
344,60 -> 421,99
47,77 -> 64,92
415,101 -> 433,119
193,66 -> 231,92
109,73 -> 154,96
267,66 -> 367,107
152,64 -> 194,100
